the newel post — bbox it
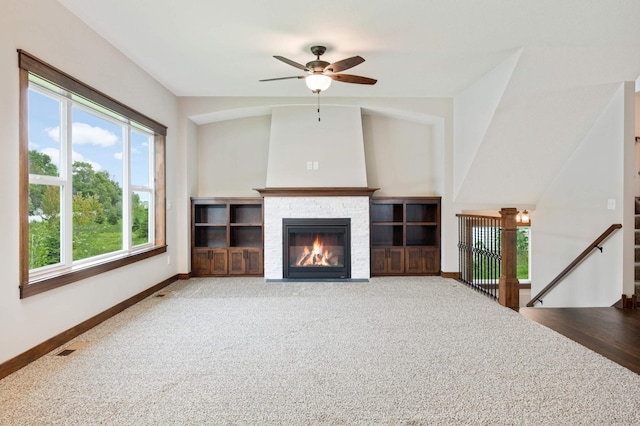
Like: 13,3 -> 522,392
499,208 -> 520,307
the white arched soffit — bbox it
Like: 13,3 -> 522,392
188,104 -> 445,128
188,104 -> 446,169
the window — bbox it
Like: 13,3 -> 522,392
517,226 -> 531,282
19,50 -> 167,298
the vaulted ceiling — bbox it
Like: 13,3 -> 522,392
56,0 -> 640,98
55,0 -> 640,206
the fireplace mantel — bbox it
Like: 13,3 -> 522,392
254,187 -> 379,197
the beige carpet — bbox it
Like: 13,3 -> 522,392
1,276 -> 639,425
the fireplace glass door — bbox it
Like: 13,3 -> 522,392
283,218 -> 351,279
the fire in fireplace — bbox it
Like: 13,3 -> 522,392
283,218 -> 351,279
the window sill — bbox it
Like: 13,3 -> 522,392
20,245 -> 167,299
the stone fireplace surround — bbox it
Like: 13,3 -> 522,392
257,188 -> 377,280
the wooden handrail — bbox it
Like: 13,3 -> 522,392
526,224 -> 622,307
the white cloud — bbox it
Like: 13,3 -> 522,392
41,147 -> 60,166
38,147 -> 101,171
45,127 -> 62,144
114,152 -> 123,160
47,122 -> 118,147
72,151 -> 102,171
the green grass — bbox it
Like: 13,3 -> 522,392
73,223 -> 122,261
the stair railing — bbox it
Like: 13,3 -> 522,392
457,213 -> 502,300
457,208 -> 520,307
526,224 -> 622,307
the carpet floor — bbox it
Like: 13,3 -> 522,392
1,276 -> 639,425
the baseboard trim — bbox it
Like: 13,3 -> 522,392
0,274 -> 178,381
177,272 -> 192,280
441,272 -> 460,279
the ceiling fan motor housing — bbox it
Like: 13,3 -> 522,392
310,45 -> 327,57
306,60 -> 330,72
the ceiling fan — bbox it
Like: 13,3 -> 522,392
259,45 -> 377,93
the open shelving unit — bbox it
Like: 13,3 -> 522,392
191,198 -> 263,276
370,197 -> 441,276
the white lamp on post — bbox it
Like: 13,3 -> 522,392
516,210 -> 530,225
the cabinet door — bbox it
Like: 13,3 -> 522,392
193,248 -> 213,275
244,249 -> 263,275
404,247 -> 440,274
422,247 -> 440,274
387,248 -> 405,274
210,249 -> 228,275
228,248 -> 246,275
228,248 -> 263,275
371,248 -> 388,275
404,247 -> 424,274
371,248 -> 404,275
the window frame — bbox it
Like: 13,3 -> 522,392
18,50 -> 167,299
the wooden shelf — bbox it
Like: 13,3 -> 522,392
191,197 -> 263,276
370,197 -> 441,276
254,187 -> 379,197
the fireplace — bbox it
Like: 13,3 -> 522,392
283,218 -> 351,279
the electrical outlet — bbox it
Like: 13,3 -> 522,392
607,199 -> 616,210
313,161 -> 319,170
167,255 -> 171,265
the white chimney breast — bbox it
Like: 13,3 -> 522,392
266,106 -> 368,187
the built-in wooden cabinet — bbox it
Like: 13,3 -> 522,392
228,248 -> 263,275
191,198 -> 263,276
370,197 -> 441,276
371,247 -> 405,275
193,248 -> 228,275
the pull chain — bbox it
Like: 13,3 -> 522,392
317,92 -> 321,122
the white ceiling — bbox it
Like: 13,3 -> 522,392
55,0 -> 640,206
55,0 -> 640,98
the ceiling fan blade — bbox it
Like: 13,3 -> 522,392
324,56 -> 365,73
259,76 -> 305,82
273,56 -> 309,71
330,74 -> 377,85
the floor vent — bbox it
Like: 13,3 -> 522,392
155,291 -> 172,298
57,341 -> 89,356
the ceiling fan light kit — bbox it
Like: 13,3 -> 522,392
260,45 -> 377,94
305,74 -> 332,93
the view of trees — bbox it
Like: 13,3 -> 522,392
471,226 -> 530,281
28,150 -> 149,270
516,228 -> 530,280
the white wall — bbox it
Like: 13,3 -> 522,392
175,114 -> 199,273
362,113 -> 441,196
635,91 -> 640,197
198,115 -> 270,196
453,50 -> 521,200
266,106 -> 367,188
186,97 -> 455,272
531,83 -> 633,307
0,0 -> 178,364
636,91 -> 640,136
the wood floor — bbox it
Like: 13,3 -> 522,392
518,307 -> 640,375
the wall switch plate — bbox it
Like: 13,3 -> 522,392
307,161 -> 313,170
313,161 -> 319,170
607,199 -> 616,210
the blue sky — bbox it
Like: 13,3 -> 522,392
28,88 -> 150,187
